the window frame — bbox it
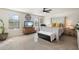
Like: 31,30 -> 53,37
9,15 -> 20,29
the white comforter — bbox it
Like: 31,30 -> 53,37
40,27 -> 64,40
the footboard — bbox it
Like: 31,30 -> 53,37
38,33 -> 51,42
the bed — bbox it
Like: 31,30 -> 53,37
38,26 -> 64,42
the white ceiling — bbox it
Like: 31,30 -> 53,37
7,8 -> 44,16
7,8 -> 79,16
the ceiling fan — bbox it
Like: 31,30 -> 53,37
43,8 -> 52,13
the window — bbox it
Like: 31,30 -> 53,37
9,15 -> 19,29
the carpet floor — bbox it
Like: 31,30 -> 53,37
0,34 -> 78,50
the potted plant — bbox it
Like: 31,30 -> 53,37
0,19 -> 8,41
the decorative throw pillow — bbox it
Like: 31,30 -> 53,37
59,23 -> 63,27
56,23 -> 59,27
52,23 -> 56,27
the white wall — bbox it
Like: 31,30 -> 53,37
43,8 -> 79,27
0,8 -> 44,38
0,9 -> 26,37
7,8 -> 79,27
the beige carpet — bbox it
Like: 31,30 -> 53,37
0,34 -> 78,50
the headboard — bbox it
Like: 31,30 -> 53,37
51,17 -> 65,28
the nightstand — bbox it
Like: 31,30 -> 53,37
64,28 -> 76,36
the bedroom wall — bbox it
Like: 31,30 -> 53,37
0,8 -> 26,37
43,8 -> 79,27
0,8 -> 44,38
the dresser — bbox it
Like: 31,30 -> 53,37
23,27 -> 36,34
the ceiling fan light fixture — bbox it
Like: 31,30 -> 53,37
43,8 -> 52,13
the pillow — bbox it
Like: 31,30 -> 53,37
52,23 -> 56,27
56,23 -> 59,27
52,23 -> 63,28
60,23 -> 63,27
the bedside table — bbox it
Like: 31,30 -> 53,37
64,28 -> 76,36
